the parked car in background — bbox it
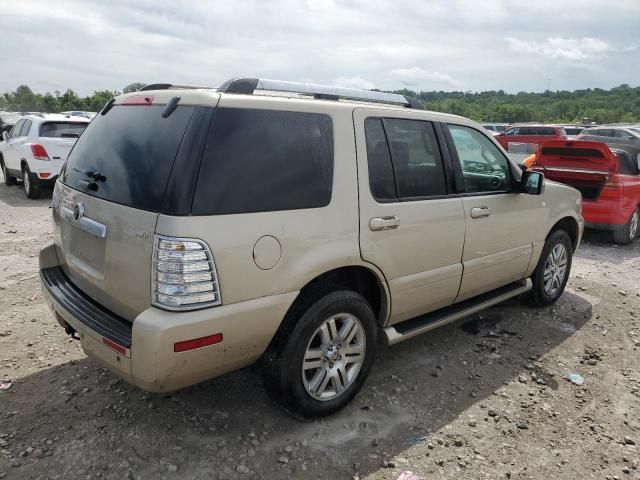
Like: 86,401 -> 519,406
39,78 -> 582,419
60,111 -> 97,119
482,123 -> 510,136
0,114 -> 89,198
531,140 -> 640,244
0,111 -> 20,134
555,125 -> 584,140
495,125 -> 567,150
577,126 -> 640,147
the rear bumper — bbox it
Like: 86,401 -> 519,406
39,242 -> 296,392
582,200 -> 634,230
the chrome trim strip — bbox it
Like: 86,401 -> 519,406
542,167 -> 608,175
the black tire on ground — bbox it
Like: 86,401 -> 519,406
527,229 -> 573,307
1,158 -> 17,186
262,287 -> 377,420
22,164 -> 41,199
612,208 -> 639,245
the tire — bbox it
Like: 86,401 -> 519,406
612,208 -> 639,245
527,229 -> 573,307
262,288 -> 377,420
1,159 -> 17,186
22,164 -> 41,199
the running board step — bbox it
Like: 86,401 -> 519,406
382,279 -> 532,345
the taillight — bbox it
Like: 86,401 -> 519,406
30,144 -> 50,161
152,235 -> 221,310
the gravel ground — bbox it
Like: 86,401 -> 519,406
0,179 -> 639,480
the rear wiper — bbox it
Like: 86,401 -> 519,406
73,167 -> 106,182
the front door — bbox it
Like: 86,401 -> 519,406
354,108 -> 465,325
444,123 -> 544,302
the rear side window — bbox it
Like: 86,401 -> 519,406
19,120 -> 32,136
40,122 -> 87,138
364,118 -> 447,201
61,105 -> 196,212
518,127 -> 536,135
192,108 -> 333,215
539,127 -> 556,135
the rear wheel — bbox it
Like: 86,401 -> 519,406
527,229 -> 573,307
22,164 -> 41,199
1,159 -> 17,186
263,288 -> 377,419
612,208 -> 639,245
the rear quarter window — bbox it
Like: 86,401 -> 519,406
192,108 -> 334,215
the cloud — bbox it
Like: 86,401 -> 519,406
333,76 -> 376,90
390,67 -> 463,89
505,37 -> 637,61
0,0 -> 639,95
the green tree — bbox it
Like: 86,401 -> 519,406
123,82 -> 146,93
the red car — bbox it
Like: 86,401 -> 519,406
530,140 -> 640,244
496,125 -> 567,151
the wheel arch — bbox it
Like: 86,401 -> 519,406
547,216 -> 580,252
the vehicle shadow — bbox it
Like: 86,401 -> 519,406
0,177 -> 52,209
2,291 -> 592,479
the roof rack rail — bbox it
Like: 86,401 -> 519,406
217,78 -> 425,110
139,83 -> 212,91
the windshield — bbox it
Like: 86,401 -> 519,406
61,104 -> 196,212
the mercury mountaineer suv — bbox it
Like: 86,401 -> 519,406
40,78 -> 584,418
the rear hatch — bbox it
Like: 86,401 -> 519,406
52,95 -> 212,321
532,140 -> 617,200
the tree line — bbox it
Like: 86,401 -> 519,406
1,82 -> 639,124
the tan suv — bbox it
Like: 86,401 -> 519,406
40,78 -> 584,418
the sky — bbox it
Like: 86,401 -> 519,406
1,0 -> 639,95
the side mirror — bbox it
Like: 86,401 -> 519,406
520,170 -> 544,195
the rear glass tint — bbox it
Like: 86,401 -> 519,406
192,108 -> 333,215
61,105 -> 195,212
40,122 -> 87,138
540,147 -> 604,158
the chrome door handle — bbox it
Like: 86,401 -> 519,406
470,207 -> 491,219
369,216 -> 400,231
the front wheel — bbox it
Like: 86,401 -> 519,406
612,208 -> 639,245
263,289 -> 377,419
527,229 -> 573,307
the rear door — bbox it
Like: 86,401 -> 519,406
532,140 -> 616,200
53,101 -> 206,321
355,108 -> 465,325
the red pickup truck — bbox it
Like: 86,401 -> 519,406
530,140 -> 640,244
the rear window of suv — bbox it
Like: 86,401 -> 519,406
61,105 -> 196,212
192,108 -> 333,215
40,122 -> 87,138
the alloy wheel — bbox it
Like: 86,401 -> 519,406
543,243 -> 568,297
301,313 -> 366,401
630,210 -> 639,240
23,169 -> 30,195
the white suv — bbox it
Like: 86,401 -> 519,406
1,114 -> 89,198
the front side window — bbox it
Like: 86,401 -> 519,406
447,124 -> 512,193
504,127 -> 519,136
192,108 -> 334,215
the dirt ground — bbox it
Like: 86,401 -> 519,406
0,179 -> 639,480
